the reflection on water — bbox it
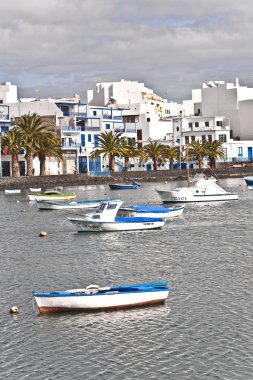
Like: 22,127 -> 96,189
0,178 -> 253,380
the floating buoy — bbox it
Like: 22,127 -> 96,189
164,181 -> 168,184
9,306 -> 19,314
39,231 -> 48,237
20,209 -> 26,213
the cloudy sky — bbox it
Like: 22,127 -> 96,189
1,0 -> 253,102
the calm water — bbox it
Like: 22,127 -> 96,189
0,178 -> 252,380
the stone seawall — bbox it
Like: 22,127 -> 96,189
0,166 -> 253,190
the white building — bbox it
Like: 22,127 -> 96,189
193,79 -> 253,141
0,82 -> 18,103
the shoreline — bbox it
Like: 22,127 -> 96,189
0,166 -> 252,190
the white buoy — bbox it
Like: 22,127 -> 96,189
39,231 -> 48,237
9,306 -> 19,314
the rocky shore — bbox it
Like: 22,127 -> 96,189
0,165 -> 253,190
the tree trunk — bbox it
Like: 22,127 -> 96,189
124,157 -> 130,171
170,160 -> 174,171
109,155 -> 115,172
26,147 -> 34,176
198,158 -> 203,170
39,154 -> 46,175
12,154 -> 20,177
153,159 -> 157,171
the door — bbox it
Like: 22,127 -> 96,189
248,147 -> 252,161
79,156 -> 87,173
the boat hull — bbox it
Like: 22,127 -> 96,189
119,205 -> 184,219
156,190 -> 238,203
69,217 -> 166,232
33,290 -> 169,313
244,176 -> 253,186
109,184 -> 139,190
37,200 -> 100,210
28,194 -> 76,201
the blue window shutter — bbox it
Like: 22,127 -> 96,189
81,134 -> 85,146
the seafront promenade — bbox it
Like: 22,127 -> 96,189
0,165 -> 252,190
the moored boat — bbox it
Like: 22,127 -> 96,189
68,199 -> 166,232
32,281 -> 170,313
109,181 -> 141,190
28,190 -> 76,201
244,176 -> 253,186
118,204 -> 185,219
156,174 -> 238,203
29,187 -> 42,193
36,198 -> 119,210
4,189 -> 21,194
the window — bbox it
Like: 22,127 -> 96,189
105,123 -> 110,130
189,122 -> 193,129
147,117 -> 150,122
185,136 -> 189,144
202,135 -> 206,143
195,122 -> 199,128
93,110 -> 97,116
191,136 -> 195,142
205,121 -> 209,127
88,134 -> 91,142
216,121 -> 222,127
94,134 -> 99,147
219,134 -> 227,143
208,135 -> 212,142
81,134 -> 85,147
237,147 -> 243,158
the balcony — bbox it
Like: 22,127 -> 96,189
61,126 -> 81,132
62,143 -> 80,150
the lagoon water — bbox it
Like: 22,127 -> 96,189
0,178 -> 252,380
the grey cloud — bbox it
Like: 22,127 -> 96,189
1,0 -> 253,101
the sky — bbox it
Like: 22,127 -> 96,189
1,0 -> 253,103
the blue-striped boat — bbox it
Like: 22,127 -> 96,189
32,281 -> 170,313
109,181 -> 141,190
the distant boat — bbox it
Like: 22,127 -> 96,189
32,281 -> 170,313
28,190 -> 76,201
68,199 -> 166,232
36,198 -> 119,210
4,189 -> 21,194
156,174 -> 238,203
29,187 -> 42,193
244,176 -> 253,186
118,204 -> 185,219
109,181 -> 141,190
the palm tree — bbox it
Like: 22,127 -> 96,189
1,128 -> 23,177
120,138 -> 142,171
189,141 -> 207,170
163,146 -> 178,171
90,131 -> 125,172
142,141 -> 166,171
205,140 -> 226,169
17,113 -> 50,176
35,131 -> 63,175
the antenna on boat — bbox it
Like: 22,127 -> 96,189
186,144 -> 191,187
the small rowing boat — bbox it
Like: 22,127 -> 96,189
32,281 -> 170,313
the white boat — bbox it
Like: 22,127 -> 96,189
156,174 -> 239,203
244,176 -> 253,186
32,281 -> 170,313
28,190 -> 76,201
29,187 -> 42,193
68,199 -> 166,232
36,198 -> 119,210
118,204 -> 185,219
4,189 -> 21,194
